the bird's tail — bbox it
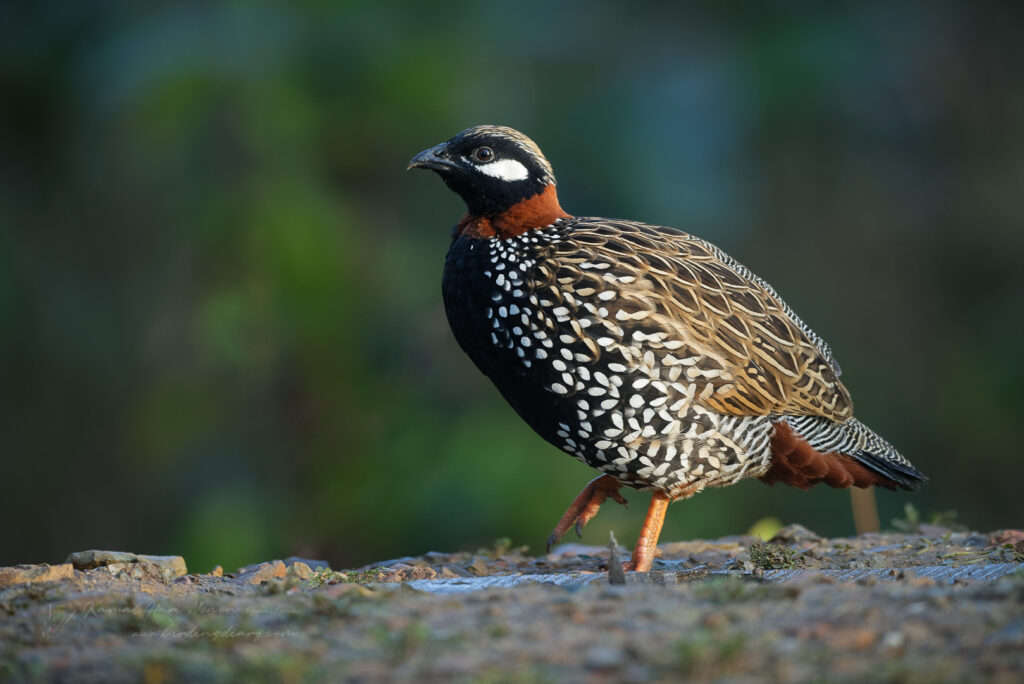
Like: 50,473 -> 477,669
778,415 -> 927,491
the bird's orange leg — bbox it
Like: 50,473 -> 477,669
625,492 -> 670,572
546,475 -> 628,552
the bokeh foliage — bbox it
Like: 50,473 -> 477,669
2,1 -> 1022,570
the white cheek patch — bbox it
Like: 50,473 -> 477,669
476,158 -> 530,182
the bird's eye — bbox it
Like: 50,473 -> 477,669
473,146 -> 495,163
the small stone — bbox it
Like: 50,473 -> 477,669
209,565 -> 224,577
106,561 -> 175,582
991,530 -> 1024,546
103,563 -> 136,578
584,645 -> 626,669
422,551 -> 460,564
770,524 -> 821,544
407,565 -> 437,581
383,563 -> 413,581
438,566 -> 467,579
0,564 -> 74,587
373,563 -> 435,582
66,551 -> 186,579
607,532 -> 626,585
66,550 -> 137,569
284,556 -> 330,571
235,560 -> 287,585
288,562 -> 312,580
467,556 -> 491,576
138,555 -> 187,579
882,631 -> 906,650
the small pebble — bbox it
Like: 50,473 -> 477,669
583,645 -> 625,669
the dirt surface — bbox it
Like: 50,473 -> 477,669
2,528 -> 1023,682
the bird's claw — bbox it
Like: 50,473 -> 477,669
545,475 -> 626,552
573,490 -> 627,538
545,534 -> 560,554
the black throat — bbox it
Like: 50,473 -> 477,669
440,173 -> 548,217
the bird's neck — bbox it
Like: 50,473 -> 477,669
457,184 -> 571,239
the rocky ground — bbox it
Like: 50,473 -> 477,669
2,527 -> 1023,683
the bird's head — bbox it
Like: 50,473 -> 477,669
408,126 -> 568,231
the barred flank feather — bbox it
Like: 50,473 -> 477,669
782,415 -> 927,490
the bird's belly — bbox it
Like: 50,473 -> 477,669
458,302 -> 776,493
556,393 -> 777,495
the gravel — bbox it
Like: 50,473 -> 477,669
1,529 -> 1022,682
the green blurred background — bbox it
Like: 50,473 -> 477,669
3,1 -> 1022,572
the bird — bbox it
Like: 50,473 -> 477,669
408,125 -> 926,572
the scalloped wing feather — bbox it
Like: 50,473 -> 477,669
542,218 -> 854,420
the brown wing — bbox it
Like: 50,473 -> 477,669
542,218 -> 853,420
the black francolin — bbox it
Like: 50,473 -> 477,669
409,125 -> 926,572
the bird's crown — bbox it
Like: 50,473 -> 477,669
447,125 -> 556,186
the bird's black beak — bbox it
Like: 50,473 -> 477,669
407,142 -> 458,172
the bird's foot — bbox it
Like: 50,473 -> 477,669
546,475 -> 627,552
623,492 -> 670,572
619,547 -> 665,572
